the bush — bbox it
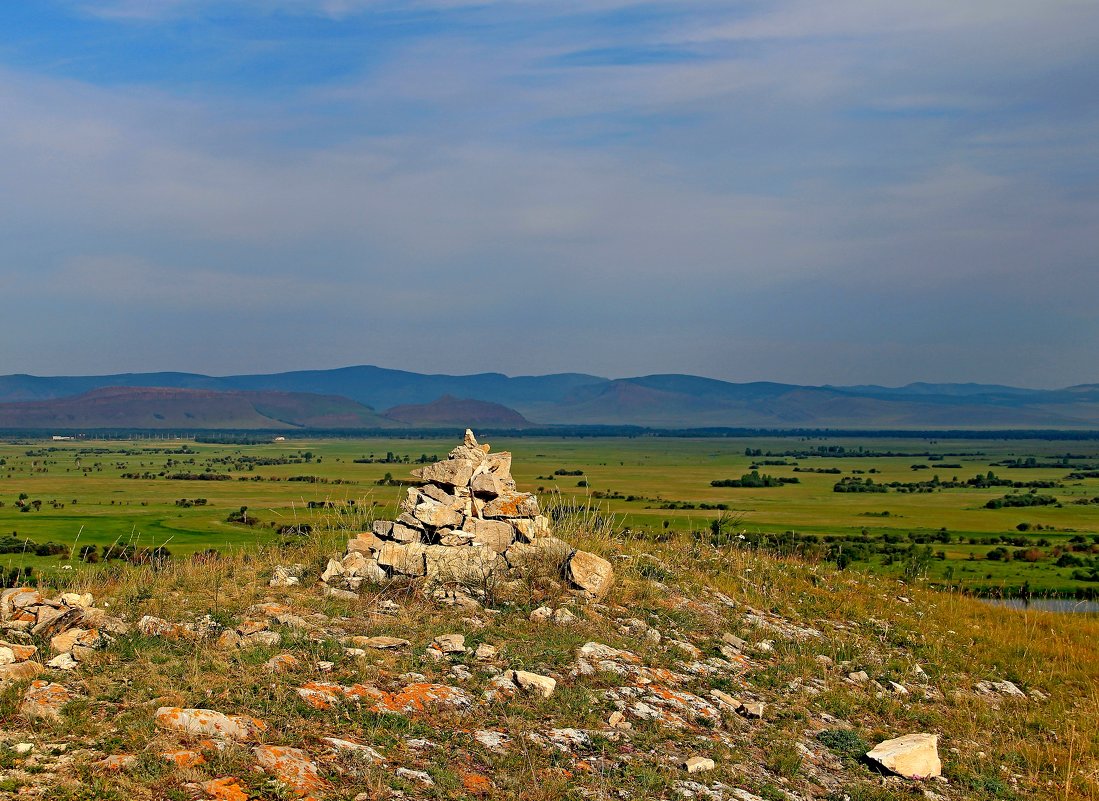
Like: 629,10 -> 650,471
817,729 -> 869,760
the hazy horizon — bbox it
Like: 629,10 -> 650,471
3,2 -> 1097,387
0,361 -> 1092,393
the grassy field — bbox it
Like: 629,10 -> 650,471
2,435 -> 1098,597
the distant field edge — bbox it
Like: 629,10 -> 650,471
4,425 -> 1099,440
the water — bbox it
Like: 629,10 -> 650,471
982,598 -> 1099,614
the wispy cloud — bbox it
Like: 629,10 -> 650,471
1,1 -> 1097,384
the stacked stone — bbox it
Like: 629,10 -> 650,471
321,430 -> 613,599
0,588 -> 126,677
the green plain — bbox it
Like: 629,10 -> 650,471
1,435 -> 1097,596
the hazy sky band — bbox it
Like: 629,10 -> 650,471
2,1 -> 1097,386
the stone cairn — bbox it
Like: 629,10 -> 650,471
318,430 -> 614,602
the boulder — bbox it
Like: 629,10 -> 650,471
424,545 -> 506,586
866,733 -> 942,779
567,550 -> 615,599
253,745 -> 329,796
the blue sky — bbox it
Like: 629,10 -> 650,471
2,0 -> 1097,386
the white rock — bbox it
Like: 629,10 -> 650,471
866,733 -> 942,779
433,633 -> 466,654
322,737 -> 384,761
46,653 -> 80,671
506,669 -> 556,698
682,756 -> 715,773
566,550 -> 614,599
474,643 -> 498,660
552,608 -> 578,624
394,767 -> 435,786
473,730 -> 510,752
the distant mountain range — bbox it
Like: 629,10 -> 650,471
1,367 -> 1098,430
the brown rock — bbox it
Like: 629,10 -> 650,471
0,661 -> 44,684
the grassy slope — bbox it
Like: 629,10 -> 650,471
0,510 -> 1094,800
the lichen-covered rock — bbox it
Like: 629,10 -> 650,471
253,745 -> 329,797
154,707 -> 267,741
20,680 -> 78,722
482,491 -> 540,519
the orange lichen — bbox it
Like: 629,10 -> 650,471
253,745 -> 329,796
266,653 -> 300,672
372,682 -> 471,714
162,749 -> 207,768
154,707 -> 267,741
202,777 -> 250,801
296,681 -> 383,710
460,772 -> 493,795
20,680 -> 77,721
4,643 -> 38,661
95,754 -> 136,771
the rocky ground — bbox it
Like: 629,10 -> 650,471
0,437 -> 1094,800
0,537 -> 1093,801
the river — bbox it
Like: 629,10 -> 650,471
982,598 -> 1099,614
